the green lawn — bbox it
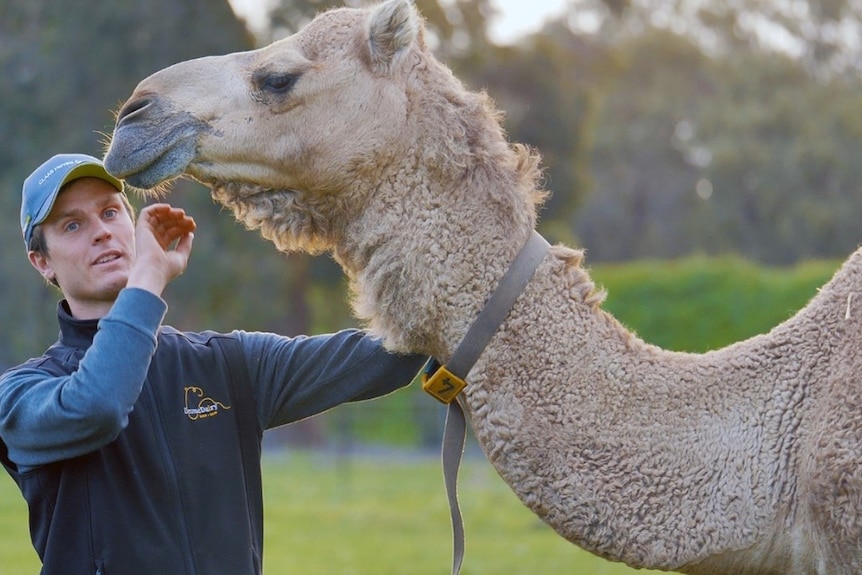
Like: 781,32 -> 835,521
0,449 -> 666,574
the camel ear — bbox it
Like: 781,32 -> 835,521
367,0 -> 418,72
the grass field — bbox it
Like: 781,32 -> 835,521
0,449 -> 665,574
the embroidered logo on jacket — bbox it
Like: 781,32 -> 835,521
184,386 -> 232,420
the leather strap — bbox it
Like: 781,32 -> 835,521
439,230 -> 549,575
443,400 -> 467,575
446,231 -> 550,380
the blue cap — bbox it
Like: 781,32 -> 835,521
21,153 -> 124,248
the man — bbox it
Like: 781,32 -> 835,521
0,153 -> 426,575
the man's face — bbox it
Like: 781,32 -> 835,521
28,177 -> 135,318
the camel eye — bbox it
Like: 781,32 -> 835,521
255,71 -> 300,95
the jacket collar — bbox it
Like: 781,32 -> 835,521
57,300 -> 99,348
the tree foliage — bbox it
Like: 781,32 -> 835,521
574,20 -> 862,263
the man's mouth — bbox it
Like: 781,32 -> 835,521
93,252 -> 122,266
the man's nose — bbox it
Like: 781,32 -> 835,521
92,221 -> 113,243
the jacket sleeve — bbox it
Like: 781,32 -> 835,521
236,329 -> 427,429
0,288 -> 165,470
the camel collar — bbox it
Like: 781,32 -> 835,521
422,230 -> 551,403
421,230 -> 549,575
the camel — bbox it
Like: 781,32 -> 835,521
103,0 -> 862,573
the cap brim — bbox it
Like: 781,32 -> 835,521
29,164 -> 125,233
59,163 -> 124,194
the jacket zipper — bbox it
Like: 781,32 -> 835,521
143,380 -> 198,574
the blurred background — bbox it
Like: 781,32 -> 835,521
1,0 -> 861,572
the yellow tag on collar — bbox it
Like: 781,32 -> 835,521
422,364 -> 466,404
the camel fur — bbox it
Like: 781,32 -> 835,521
103,1 -> 862,573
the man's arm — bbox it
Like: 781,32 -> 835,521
238,329 -> 427,430
0,289 -> 165,470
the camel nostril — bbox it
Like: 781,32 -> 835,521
116,97 -> 153,125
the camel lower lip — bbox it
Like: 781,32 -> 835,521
104,104 -> 204,190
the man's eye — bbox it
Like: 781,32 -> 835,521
64,222 -> 79,232
104,208 -> 118,218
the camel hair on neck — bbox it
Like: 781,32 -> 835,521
104,0 -> 862,573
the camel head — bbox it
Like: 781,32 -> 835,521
104,0 -> 540,258
105,0 -> 428,254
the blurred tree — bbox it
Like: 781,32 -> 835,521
573,28 -> 719,261
579,0 -> 862,75
572,20 -> 862,264
697,50 -> 862,263
467,22 -> 619,245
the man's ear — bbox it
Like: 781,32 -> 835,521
29,250 -> 55,284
